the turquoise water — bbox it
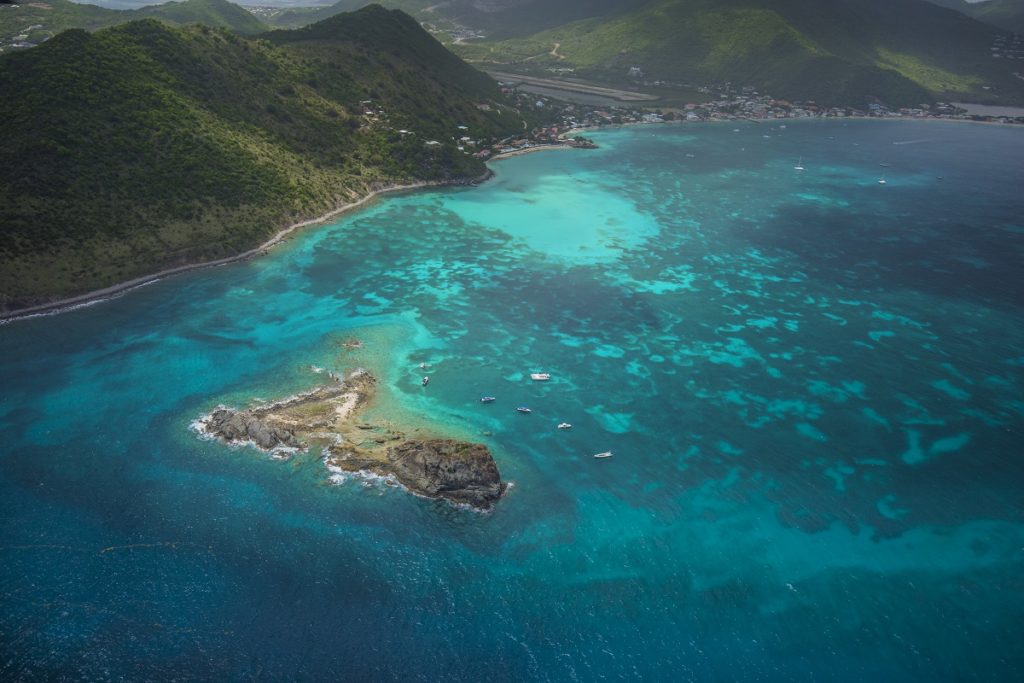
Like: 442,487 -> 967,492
2,121 -> 1023,680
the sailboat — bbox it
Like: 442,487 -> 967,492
794,156 -> 805,171
878,173 -> 887,185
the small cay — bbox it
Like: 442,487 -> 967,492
197,369 -> 506,511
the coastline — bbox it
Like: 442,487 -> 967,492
0,174 -> 492,323
1,142 -> 592,324
7,113 -> 1012,323
563,113 -> 1024,137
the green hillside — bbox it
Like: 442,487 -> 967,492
261,0 -> 395,29
0,5 -> 525,310
0,0 -> 266,52
927,0 -> 1024,33
137,0 -> 267,34
261,0 -> 636,36
454,0 -> 1022,106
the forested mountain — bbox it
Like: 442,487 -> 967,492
261,0 -> 635,37
257,0 -> 1021,106
451,0 -> 1021,106
0,0 -> 266,50
0,5 -> 525,309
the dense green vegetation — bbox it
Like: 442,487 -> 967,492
261,0 -> 635,38
0,0 -> 266,50
0,5 -> 526,310
136,0 -> 267,34
260,0 -> 1022,106
450,0 -> 1021,106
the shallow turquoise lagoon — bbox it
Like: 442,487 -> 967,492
2,121 -> 1023,680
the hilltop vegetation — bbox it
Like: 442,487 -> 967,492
452,0 -> 1021,106
255,0 -> 1023,106
136,0 -> 266,33
0,5 -> 525,310
0,0 -> 266,51
260,0 -> 635,38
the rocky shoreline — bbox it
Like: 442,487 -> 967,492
194,369 -> 506,511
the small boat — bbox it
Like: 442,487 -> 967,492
480,396 -> 496,403
794,156 -> 805,171
421,376 -> 430,386
557,423 -> 572,430
516,407 -> 532,414
530,373 -> 551,381
593,451 -> 613,459
878,175 -> 887,185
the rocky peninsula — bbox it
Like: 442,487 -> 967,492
195,369 -> 506,511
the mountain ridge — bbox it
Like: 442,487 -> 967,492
254,0 -> 1023,106
450,0 -> 1022,106
0,0 -> 267,52
0,5 -> 525,310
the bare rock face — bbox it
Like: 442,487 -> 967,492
386,439 -> 506,509
205,409 -> 301,451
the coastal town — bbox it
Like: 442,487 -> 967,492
465,77 -> 1024,158
358,73 -> 1024,162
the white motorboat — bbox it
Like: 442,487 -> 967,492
530,373 -> 551,381
557,423 -> 572,430
593,451 -> 613,459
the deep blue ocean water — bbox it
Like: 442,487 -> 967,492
1,121 -> 1023,681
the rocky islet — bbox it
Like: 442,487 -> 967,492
197,369 -> 506,510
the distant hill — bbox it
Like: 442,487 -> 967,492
0,0 -> 266,52
0,5 -> 525,310
927,0 -> 1024,33
262,0 -> 1023,106
261,0 -> 636,37
136,0 -> 267,33
452,0 -> 1022,107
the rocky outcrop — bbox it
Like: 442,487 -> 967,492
198,368 -> 506,511
197,369 -> 375,452
205,408 -> 302,451
386,439 -> 506,510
